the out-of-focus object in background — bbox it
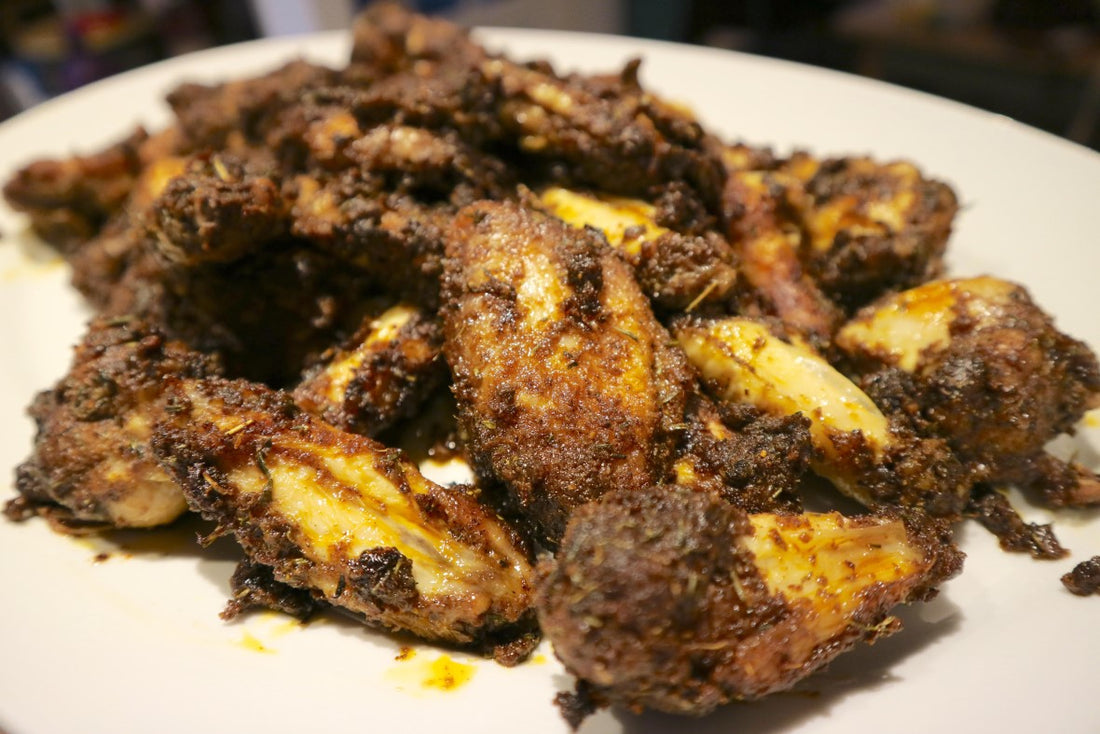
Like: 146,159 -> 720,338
3,0 -> 160,98
247,0 -> 354,36
686,0 -> 1100,151
245,0 -> 624,36
832,0 -> 1100,148
418,0 -> 623,34
0,0 -> 257,121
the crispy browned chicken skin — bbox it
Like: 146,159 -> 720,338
441,201 -> 698,545
674,314 -> 971,516
152,375 -> 538,656
837,277 -> 1100,503
536,484 -> 962,720
8,316 -> 220,530
292,303 -> 445,437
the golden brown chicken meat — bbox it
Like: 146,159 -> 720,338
536,484 -> 962,721
441,200 -> 700,545
151,375 -> 538,658
7,316 -> 220,531
836,277 -> 1100,506
292,303 -> 445,437
674,315 -> 971,516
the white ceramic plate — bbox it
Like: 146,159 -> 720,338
1,28 -> 1098,734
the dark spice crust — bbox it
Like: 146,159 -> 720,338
678,399 -> 811,515
349,2 -> 725,206
536,485 -> 786,716
535,485 -> 959,719
1061,556 -> 1100,596
151,376 -> 538,654
147,153 -> 287,266
150,242 -> 378,386
633,230 -> 739,314
442,201 -> 697,546
222,557 -> 322,621
10,315 -> 219,529
965,486 -> 1068,560
292,308 -> 446,437
166,60 -> 339,152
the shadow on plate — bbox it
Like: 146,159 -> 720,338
85,512 -> 243,564
605,592 -> 964,734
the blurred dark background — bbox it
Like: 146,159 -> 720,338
2,0 -> 1098,150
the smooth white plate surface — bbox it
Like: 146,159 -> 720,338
1,28 -> 1099,734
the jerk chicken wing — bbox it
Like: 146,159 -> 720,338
151,375 -> 537,657
674,315 -> 971,516
718,150 -> 958,344
536,484 -> 962,720
4,2 -> 1099,727
292,303 -> 446,437
7,316 -> 220,530
348,1 -> 725,205
836,276 -> 1100,507
789,155 -> 958,312
1,127 -> 152,250
441,200 -> 698,545
721,165 -> 842,346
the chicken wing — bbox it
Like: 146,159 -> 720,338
2,127 -> 151,250
674,315 -> 970,515
292,303 -> 445,437
151,376 -> 537,655
536,484 -> 962,719
792,155 -> 958,311
441,200 -> 697,545
7,316 -> 220,531
718,151 -> 958,343
835,276 -> 1100,505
